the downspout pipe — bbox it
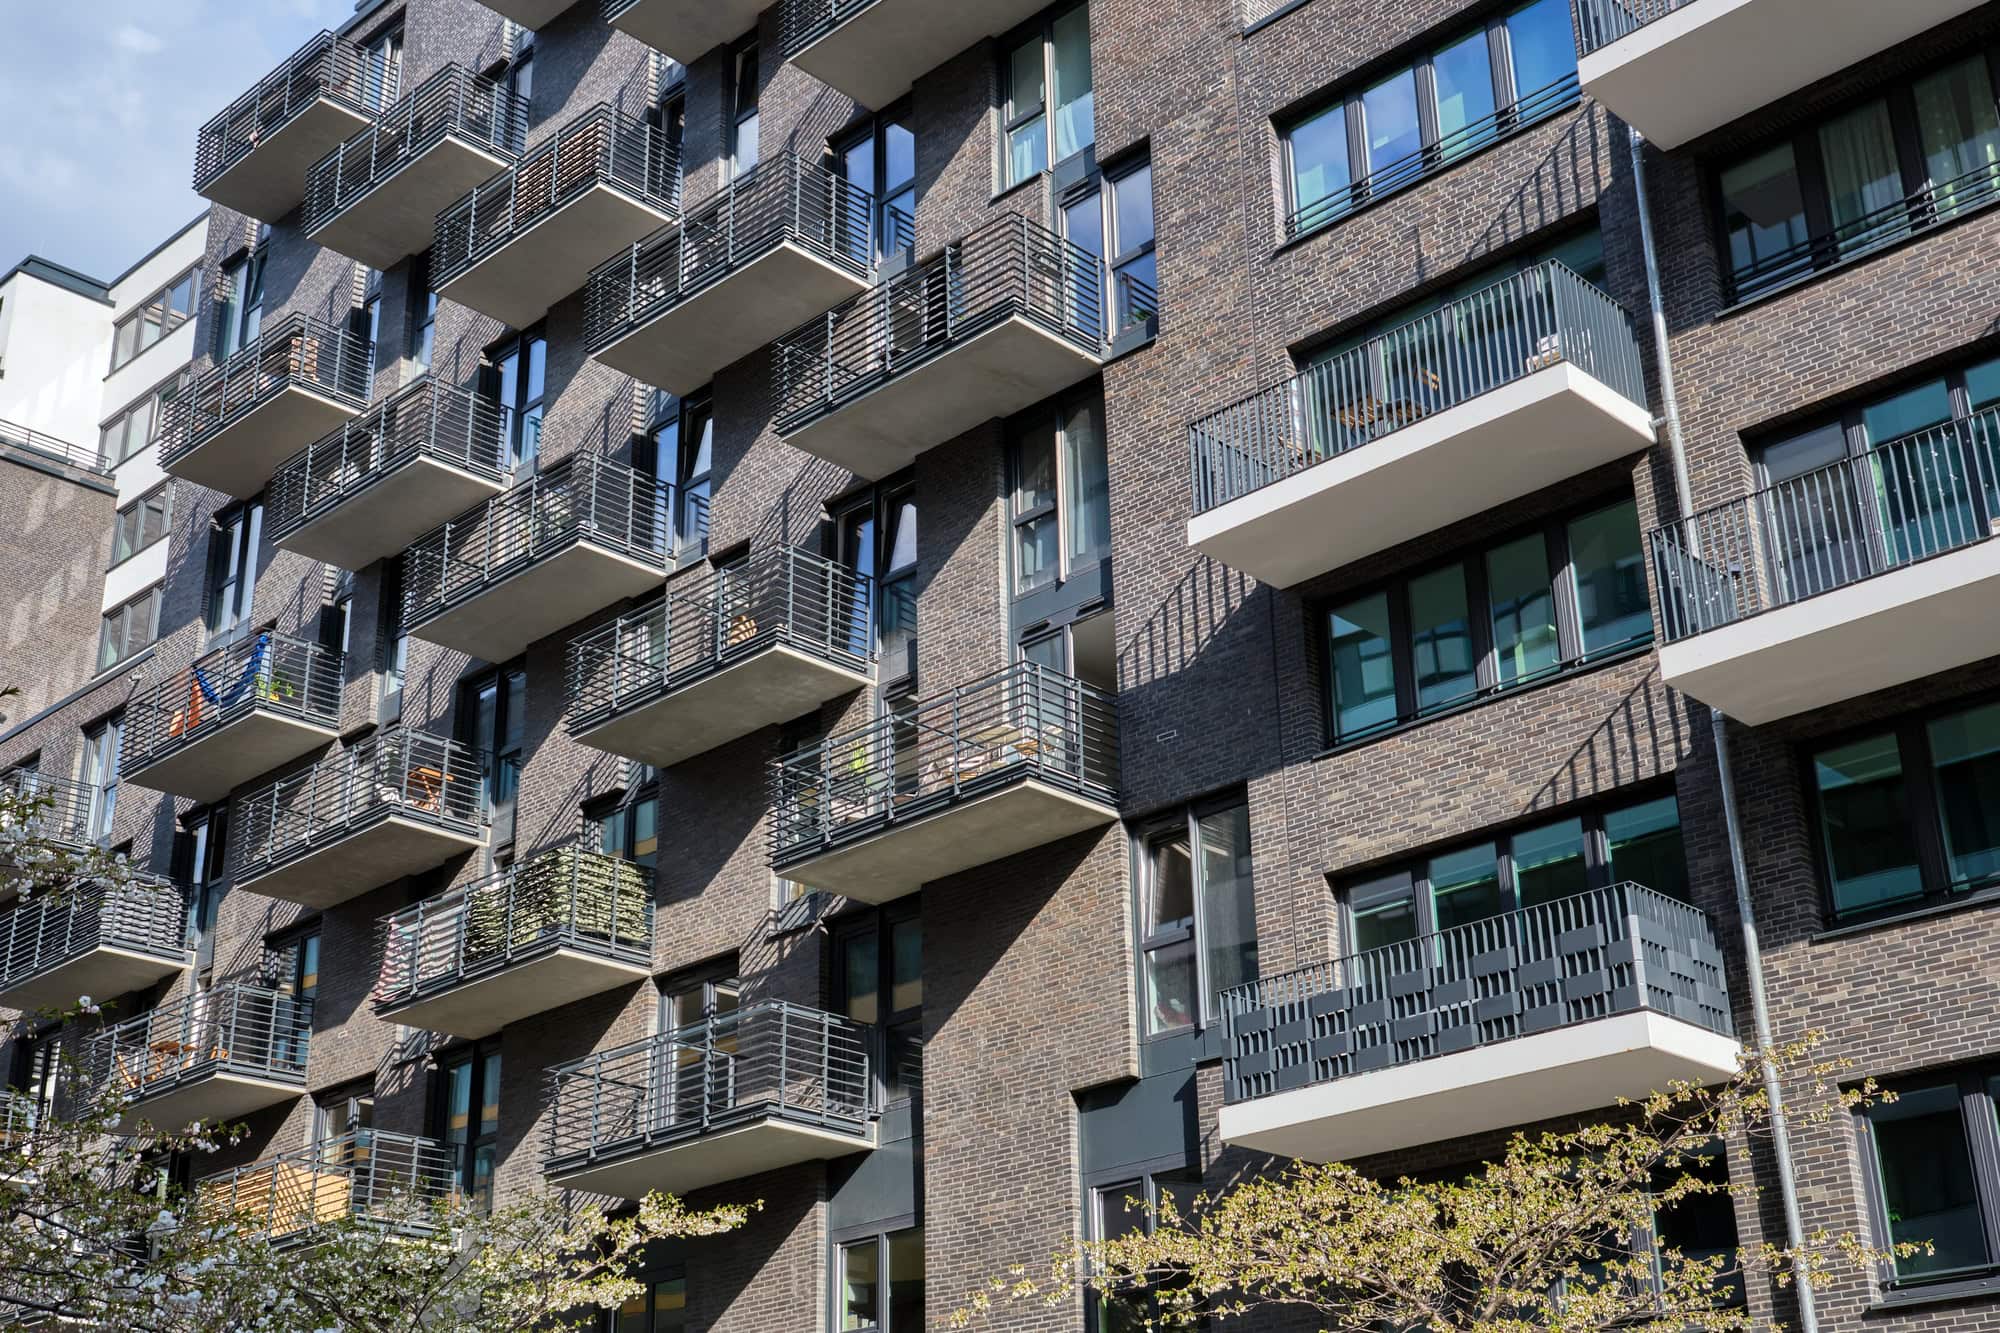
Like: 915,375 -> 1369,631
1628,123 -> 1820,1333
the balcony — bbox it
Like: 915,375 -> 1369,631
159,314 -> 373,499
568,549 -> 874,769
0,772 -> 106,890
770,662 -> 1118,902
435,104 -> 680,330
545,1001 -> 875,1198
771,215 -> 1108,480
122,633 -> 343,804
81,983 -> 310,1132
0,418 -> 109,478
374,842 -> 652,1040
268,378 -> 507,570
199,1130 -> 455,1246
605,0 -> 766,63
304,66 -> 530,270
1651,408 -> 2000,724
781,0 -> 1056,109
1575,0 -> 1984,150
1218,884 -> 1739,1163
229,731 -> 486,912
403,454 -> 685,664
0,877 -> 190,1013
1187,262 -> 1653,589
480,0 -> 581,27
587,154 -> 878,398
193,32 -> 385,220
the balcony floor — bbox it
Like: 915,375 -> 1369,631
1189,362 -> 1654,589
166,386 -> 364,500
240,816 -> 487,912
789,0 -> 1053,109
118,1072 -> 304,1134
201,98 -> 374,221
440,184 -> 676,330
411,541 -> 668,664
610,0 -> 766,64
577,645 -> 872,769
309,135 -> 517,271
1217,1010 -> 1741,1163
552,1116 -> 876,1199
0,946 -> 188,1014
595,241 -> 872,399
380,948 -> 652,1041
1660,537 -> 2000,725
479,0 -> 575,27
127,712 -> 341,804
786,314 -> 1102,480
275,454 -> 507,568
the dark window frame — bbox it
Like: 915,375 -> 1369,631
1854,1061 -> 2000,1299
431,1038 -> 502,1210
829,476 -> 919,691
1131,792 -> 1257,1039
175,805 -> 228,948
484,325 -> 547,472
833,103 -> 918,264
831,1222 -> 925,1333
110,483 -> 173,569
729,39 -> 760,179
457,663 -> 528,851
589,782 -> 660,871
604,1265 -> 690,1333
78,713 -> 122,844
832,903 -> 922,1107
99,368 -> 193,468
98,586 -> 163,674
111,263 -> 202,372
1007,383 -> 1110,600
204,499 -> 264,645
998,1 -> 1095,190
215,231 -> 271,362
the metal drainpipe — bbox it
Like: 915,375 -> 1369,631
1628,123 -> 1820,1333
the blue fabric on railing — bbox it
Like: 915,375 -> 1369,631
193,634 -> 272,709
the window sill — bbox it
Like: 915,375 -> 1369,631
89,643 -> 157,684
1811,884 -> 2000,944
1105,317 -> 1157,362
1869,1267 -> 2000,1312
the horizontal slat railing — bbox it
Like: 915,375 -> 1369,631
79,983 -> 312,1109
123,632 -> 343,779
229,730 -> 486,885
0,419 -> 108,476
198,1129 -> 457,1241
1220,882 -> 1732,1105
778,0 -> 881,58
267,377 -> 507,546
1573,0 -> 1699,55
159,314 -> 373,469
1187,260 -> 1646,515
194,32 -> 382,193
0,876 -> 189,994
770,660 -> 1118,862
374,842 -> 652,1010
545,1000 -> 873,1169
0,771 -> 102,855
770,213 -> 1107,434
566,547 -> 874,733
402,453 -> 677,632
304,64 -> 530,237
434,103 -> 681,287
585,152 -> 876,353
1650,407 -> 2000,642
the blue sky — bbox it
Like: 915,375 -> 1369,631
0,0 -> 355,281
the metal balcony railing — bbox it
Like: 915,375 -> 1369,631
229,730 -> 486,887
0,771 -> 104,856
79,983 -> 312,1109
585,152 -> 877,354
545,1000 -> 874,1172
0,1090 -> 34,1146
123,632 -> 344,779
375,842 -> 653,1011
304,65 -> 531,237
0,876 -> 189,997
402,454 -> 682,634
159,314 -> 373,470
1650,407 -> 2000,642
1220,883 -> 1731,1104
1188,261 -> 1646,516
883,202 -> 916,258
193,32 -> 387,195
565,547 -> 874,733
778,0 -> 881,59
770,660 -> 1118,863
198,1129 -> 457,1242
0,418 -> 109,476
267,377 -> 508,547
1574,0 -> 1702,55
770,213 -> 1108,435
434,103 -> 682,288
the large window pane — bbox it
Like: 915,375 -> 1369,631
1144,937 -> 1195,1033
1361,69 -> 1422,182
1862,379 -> 1953,446
1812,734 -> 1923,915
1568,499 -> 1651,657
1289,103 -> 1350,230
1007,38 -> 1047,183
1349,871 -> 1418,953
1486,534 -> 1557,686
1914,55 -> 2000,220
1820,99 -> 1910,256
1051,7 -> 1093,163
842,1242 -> 880,1330
1721,145 -> 1811,295
1064,398 -> 1110,566
1506,0 -> 1577,102
1430,842 -> 1503,931
1513,817 -> 1588,908
887,1229 -> 925,1333
1146,832 -> 1193,932
1408,565 -> 1476,712
1433,30 -> 1498,159
843,931 -> 880,1025
1605,795 -> 1689,900
1197,805 -> 1257,1011
1871,1085 -> 1990,1278
1329,592 -> 1397,739
1928,702 -> 2000,890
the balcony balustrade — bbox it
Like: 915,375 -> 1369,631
604,0 -> 769,63
0,418 -> 109,478
0,772 -> 106,890
567,548 -> 874,769
780,0 -> 1061,109
197,1129 -> 456,1246
79,983 -> 311,1132
0,876 -> 190,1013
193,31 -> 388,220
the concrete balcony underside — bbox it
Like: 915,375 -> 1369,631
439,185 -> 675,330
202,99 -> 373,221
1217,1009 -> 1742,1162
379,949 -> 651,1041
576,645 -> 873,769
238,817 -> 487,912
275,455 -> 507,568
1190,363 -> 1655,589
1579,0 -> 1985,149
609,0 -> 766,64
478,0 -> 577,27
119,1073 -> 304,1134
411,543 -> 667,665
166,387 -> 364,499
0,948 -> 187,1015
1660,539 -> 2000,725
127,713 -> 341,805
550,1115 -> 877,1199
789,0 -> 1054,110
309,135 -> 515,271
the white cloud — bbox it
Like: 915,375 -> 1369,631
113,25 -> 163,55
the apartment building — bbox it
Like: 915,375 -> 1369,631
0,0 -> 1996,1327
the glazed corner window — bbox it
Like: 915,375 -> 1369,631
730,43 -> 760,178
1010,390 -> 1109,595
1003,5 -> 1094,187
111,265 -> 200,371
1861,1068 -> 2000,1287
112,484 -> 172,567
204,500 -> 263,641
1809,698 -> 2000,920
610,1269 -> 688,1333
98,587 -> 163,673
839,1228 -> 924,1333
1137,799 -> 1256,1035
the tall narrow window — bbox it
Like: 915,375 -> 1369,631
216,232 -> 269,361
1861,1069 -> 2000,1288
79,716 -> 121,843
1009,390 -> 1109,596
409,256 -> 438,371
436,1042 -> 501,1210
488,330 -> 546,470
731,43 -> 760,178
839,1228 -> 924,1333
838,109 -> 917,262
1002,5 -> 1093,188
596,793 -> 661,871
1137,797 -> 1256,1034
460,666 -> 527,847
177,808 -> 227,943
676,398 -> 713,543
1106,160 -> 1156,329
362,25 -> 403,111
837,908 -> 922,1103
205,501 -> 263,642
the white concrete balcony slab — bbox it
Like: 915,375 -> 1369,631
780,0 -> 1057,109
0,878 -> 190,1014
194,31 -> 382,220
605,0 -> 766,63
81,984 -> 311,1134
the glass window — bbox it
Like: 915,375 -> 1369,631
1197,804 -> 1257,1011
1107,161 -> 1157,329
1432,29 -> 1497,159
1720,146 -> 1813,299
1408,565 -> 1475,712
1288,103 -> 1351,235
1868,1084 -> 1989,1279
1051,6 -> 1094,163
410,256 -> 438,371
611,1272 -> 687,1333
80,716 -> 120,842
731,44 -> 760,177
1915,56 -> 2000,220
1567,499 -> 1651,657
840,1228 -> 923,1333
1505,0 -> 1577,104
111,265 -> 200,371
1010,391 -> 1108,595
491,330 -> 547,470
1328,592 -> 1397,740
1512,817 -> 1588,907
1139,799 -> 1255,1032
1004,6 -> 1092,187
438,1043 -> 501,1210
1821,99 -> 1911,256
1348,871 -> 1419,953
1429,842 -> 1502,932
1928,702 -> 2000,890
1013,416 -> 1059,594
1486,533 -> 1557,686
98,588 -> 162,673
1812,733 -> 1923,915
1006,37 -> 1048,183
205,501 -> 262,641
1361,69 -> 1422,182
1604,795 -> 1690,901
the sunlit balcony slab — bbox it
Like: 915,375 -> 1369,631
554,1117 -> 878,1198
438,185 -> 675,331
783,0 -> 1055,109
202,99 -> 374,221
309,136 -> 515,271
606,0 -> 766,63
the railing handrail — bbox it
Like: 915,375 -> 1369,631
194,31 -> 382,191
0,770 -> 102,849
777,0 -> 884,58
1573,0 -> 1693,56
122,631 -> 344,774
197,1128 -> 458,1237
160,313 -> 374,464
0,418 -> 110,476
78,981 -> 314,1103
0,875 -> 189,990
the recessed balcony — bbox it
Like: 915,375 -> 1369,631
121,633 -> 343,805
197,1130 -> 456,1247
587,153 -> 877,398
403,454 -> 686,664
304,65 -> 530,270
0,772 -> 107,893
0,877 -> 190,1013
1217,883 -> 1739,1163
159,314 -> 373,499
193,31 -> 385,220
545,1001 -> 876,1198
605,0 -> 765,63
568,548 -> 874,769
374,842 -> 653,1040
770,214 -> 1108,480
780,0 -> 1057,109
770,661 -> 1119,903
268,378 -> 508,570
229,731 -> 487,912
1574,0 -> 1985,150
1187,261 -> 1654,589
1651,408 -> 2000,725
434,104 -> 680,330
81,983 -> 311,1133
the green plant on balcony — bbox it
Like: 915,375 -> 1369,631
461,847 -> 647,966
